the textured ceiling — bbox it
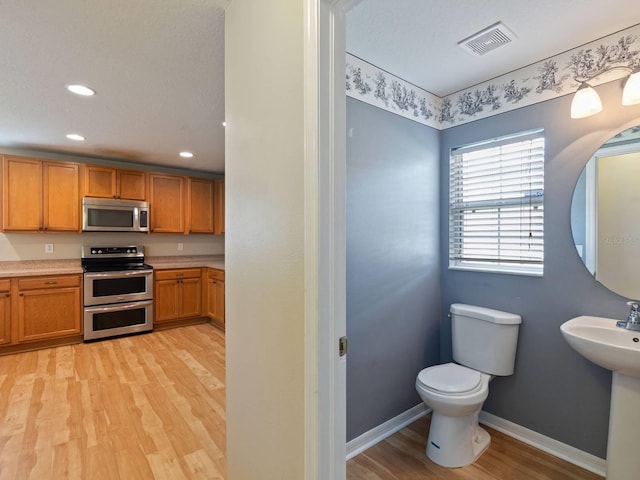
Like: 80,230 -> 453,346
347,0 -> 640,97
0,0 -> 227,173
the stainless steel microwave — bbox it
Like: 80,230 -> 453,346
82,198 -> 150,232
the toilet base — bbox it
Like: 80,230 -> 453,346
426,411 -> 491,468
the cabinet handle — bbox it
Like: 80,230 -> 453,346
44,281 -> 57,285
19,293 -> 24,296
176,273 -> 184,277
4,293 -> 9,298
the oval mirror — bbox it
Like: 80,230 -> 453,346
571,125 -> 640,299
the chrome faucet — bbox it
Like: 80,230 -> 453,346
617,301 -> 640,331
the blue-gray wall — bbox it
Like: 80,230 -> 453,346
346,98 -> 441,441
440,80 -> 640,458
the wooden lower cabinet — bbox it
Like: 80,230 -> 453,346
0,274 -> 83,353
0,279 -> 11,345
16,275 -> 82,343
154,269 -> 202,323
205,268 -> 225,327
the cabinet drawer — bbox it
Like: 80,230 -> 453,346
155,268 -> 201,281
208,269 -> 225,281
17,274 -> 81,291
0,279 -> 9,292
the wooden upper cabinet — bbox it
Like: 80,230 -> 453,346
2,156 -> 42,231
214,178 -> 225,235
82,165 -> 147,200
117,169 -> 147,200
187,178 -> 214,234
2,156 -> 79,232
43,162 -> 79,231
149,173 -> 185,233
82,165 -> 115,198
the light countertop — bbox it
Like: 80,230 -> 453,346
0,255 -> 225,277
145,255 -> 225,271
0,260 -> 83,277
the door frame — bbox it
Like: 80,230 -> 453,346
303,0 -> 361,478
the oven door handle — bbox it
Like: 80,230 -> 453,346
84,270 -> 153,279
84,300 -> 154,313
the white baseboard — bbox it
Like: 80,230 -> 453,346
345,404 -> 430,460
479,410 -> 606,477
345,405 -> 607,477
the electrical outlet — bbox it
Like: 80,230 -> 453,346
177,243 -> 184,251
45,244 -> 54,254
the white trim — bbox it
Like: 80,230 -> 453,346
305,0 -> 352,478
479,411 -> 607,477
345,404 -> 430,460
344,406 -> 606,477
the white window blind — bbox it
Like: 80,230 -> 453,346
449,130 -> 545,275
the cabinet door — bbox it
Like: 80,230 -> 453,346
2,156 -> 43,231
82,165 -> 117,198
117,170 -> 147,200
0,280 -> 10,345
206,276 -> 217,319
149,174 -> 185,233
43,162 -> 79,231
213,178 -> 225,235
154,279 -> 180,322
180,278 -> 202,318
17,287 -> 81,342
214,279 -> 225,325
188,178 -> 214,233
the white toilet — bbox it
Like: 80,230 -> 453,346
415,303 -> 521,468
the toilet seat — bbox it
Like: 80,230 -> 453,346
417,363 -> 482,395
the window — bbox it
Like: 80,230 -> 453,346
449,130 -> 544,275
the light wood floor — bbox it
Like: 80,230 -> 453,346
347,415 -> 604,480
0,325 -> 606,480
0,323 -> 225,480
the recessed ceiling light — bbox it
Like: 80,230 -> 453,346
179,151 -> 194,158
66,133 -> 85,141
66,84 -> 95,96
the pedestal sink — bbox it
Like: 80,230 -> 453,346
561,315 -> 640,480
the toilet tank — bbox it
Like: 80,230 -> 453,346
451,303 -> 521,376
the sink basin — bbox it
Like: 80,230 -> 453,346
561,315 -> 640,479
560,315 -> 640,377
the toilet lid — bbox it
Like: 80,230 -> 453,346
417,363 -> 481,394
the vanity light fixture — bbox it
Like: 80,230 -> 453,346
179,151 -> 194,158
66,133 -> 85,141
571,66 -> 640,119
570,84 -> 603,119
222,121 -> 226,127
66,84 -> 96,96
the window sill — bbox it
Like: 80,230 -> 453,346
448,263 -> 543,277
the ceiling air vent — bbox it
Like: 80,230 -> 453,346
458,22 -> 517,56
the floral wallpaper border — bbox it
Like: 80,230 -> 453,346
346,23 -> 640,130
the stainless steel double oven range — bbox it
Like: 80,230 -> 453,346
82,245 -> 153,341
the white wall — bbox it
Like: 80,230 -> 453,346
0,232 -> 224,260
225,0 -> 306,478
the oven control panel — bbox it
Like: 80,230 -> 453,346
90,247 -> 136,255
82,245 -> 144,258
